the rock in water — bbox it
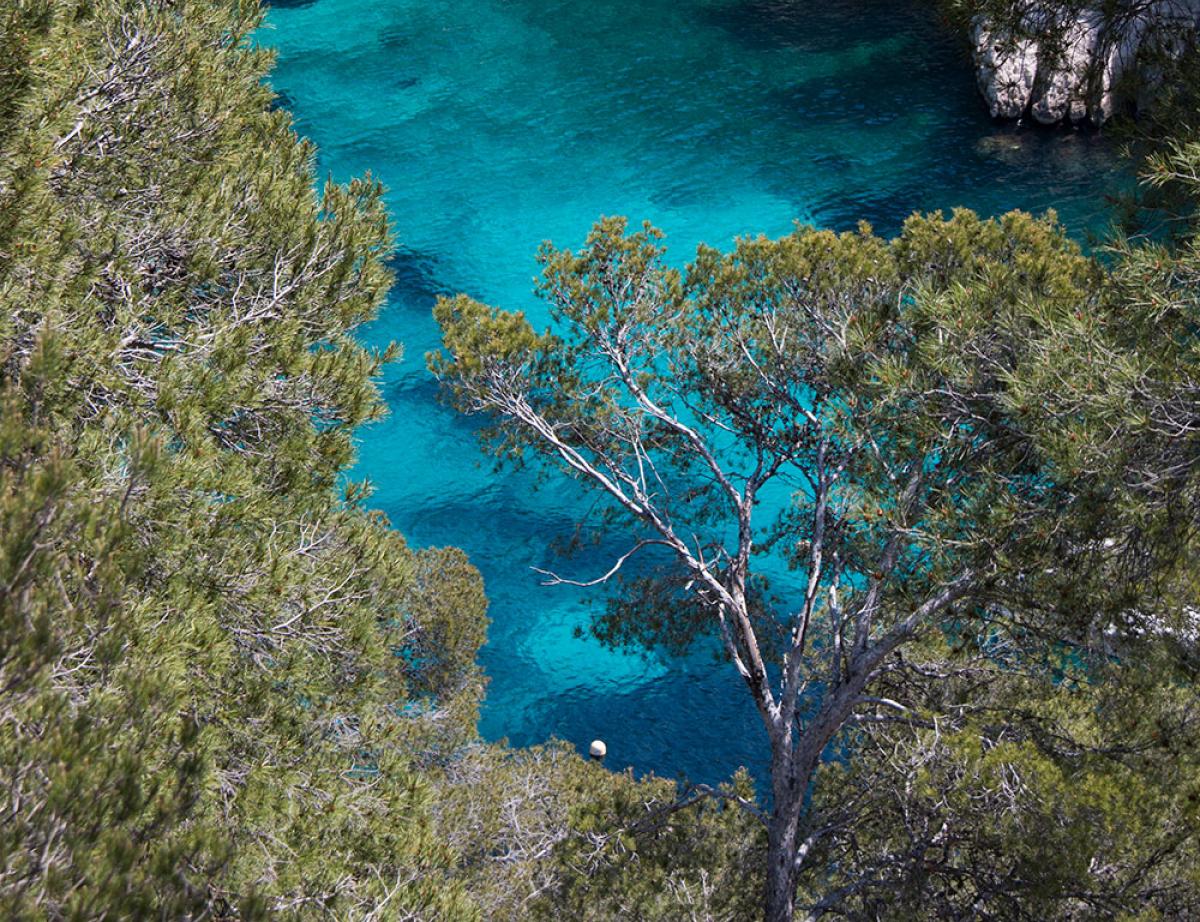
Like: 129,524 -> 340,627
973,17 -> 1039,119
1029,11 -> 1102,124
972,1 -> 1200,125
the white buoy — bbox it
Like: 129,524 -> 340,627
588,739 -> 607,761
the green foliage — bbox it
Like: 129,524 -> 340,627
787,85 -> 1200,922
0,1 -> 489,917
0,349 -> 232,919
801,633 -> 1200,919
435,741 -> 763,922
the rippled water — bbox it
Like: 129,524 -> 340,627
263,0 -> 1125,784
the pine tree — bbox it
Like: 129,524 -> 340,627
1,1 -> 488,917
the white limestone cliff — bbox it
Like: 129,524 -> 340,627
972,1 -> 1200,125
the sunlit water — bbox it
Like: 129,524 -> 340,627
263,0 -> 1125,785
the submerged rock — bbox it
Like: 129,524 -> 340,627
974,131 -> 1031,165
972,1 -> 1200,125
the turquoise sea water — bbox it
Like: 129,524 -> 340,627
263,0 -> 1124,785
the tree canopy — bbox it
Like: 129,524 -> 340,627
431,206 -> 1198,919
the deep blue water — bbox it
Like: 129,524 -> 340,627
263,0 -> 1125,785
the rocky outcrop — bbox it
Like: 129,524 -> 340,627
972,1 -> 1200,125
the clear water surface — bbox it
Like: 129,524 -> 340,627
262,0 -> 1125,785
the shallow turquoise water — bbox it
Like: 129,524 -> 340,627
263,0 -> 1124,785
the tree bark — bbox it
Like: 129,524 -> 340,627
764,744 -> 812,922
765,806 -> 800,922
763,678 -> 867,921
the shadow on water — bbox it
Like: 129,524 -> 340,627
768,53 -> 955,126
811,186 -> 933,236
385,247 -> 452,309
699,0 -> 924,51
268,90 -> 296,113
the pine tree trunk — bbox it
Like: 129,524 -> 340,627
765,810 -> 800,922
764,747 -> 808,922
